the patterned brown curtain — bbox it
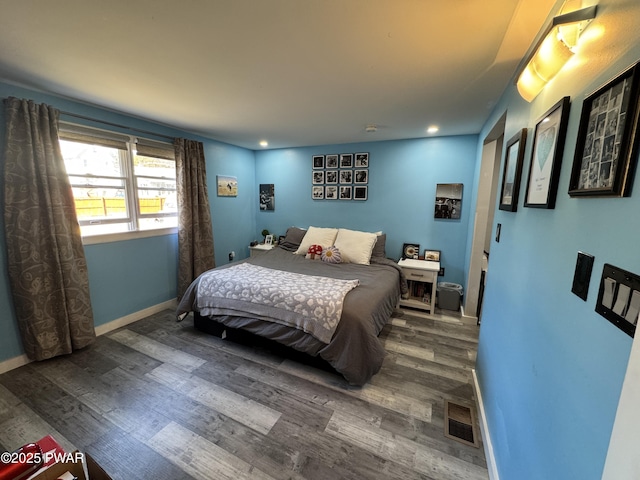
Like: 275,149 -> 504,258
3,97 -> 95,360
175,138 -> 215,299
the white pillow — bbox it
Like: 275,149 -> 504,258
294,226 -> 339,255
333,228 -> 378,265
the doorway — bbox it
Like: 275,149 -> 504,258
463,113 -> 506,323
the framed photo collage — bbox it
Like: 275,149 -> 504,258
312,152 -> 369,201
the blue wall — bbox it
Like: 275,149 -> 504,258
475,0 -> 640,477
0,81 -> 256,361
254,136 -> 478,284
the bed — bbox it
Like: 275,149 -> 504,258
176,227 -> 407,385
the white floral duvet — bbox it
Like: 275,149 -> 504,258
196,263 -> 359,344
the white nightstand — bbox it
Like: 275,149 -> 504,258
249,243 -> 275,257
398,258 -> 440,314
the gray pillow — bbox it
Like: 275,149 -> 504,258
372,233 -> 386,257
278,227 -> 307,252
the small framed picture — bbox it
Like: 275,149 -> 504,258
325,185 -> 338,199
339,186 -> 352,199
424,249 -> 441,262
313,155 -> 325,169
312,186 -> 324,199
312,171 -> 324,184
265,235 -> 273,245
354,169 -> 368,184
325,170 -> 338,184
325,154 -> 339,169
354,185 -> 368,200
355,152 -> 369,167
217,175 -> 238,197
259,183 -> 275,211
568,61 -> 640,197
339,170 -> 353,184
499,129 -> 527,212
402,243 -> 420,260
340,154 -> 354,168
434,183 -> 463,219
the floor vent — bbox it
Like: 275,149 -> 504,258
444,400 -> 480,448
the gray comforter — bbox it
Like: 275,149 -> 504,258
177,247 -> 406,385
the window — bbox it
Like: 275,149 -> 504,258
58,123 -> 177,238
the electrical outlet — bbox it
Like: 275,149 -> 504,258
438,267 -> 445,276
228,251 -> 235,261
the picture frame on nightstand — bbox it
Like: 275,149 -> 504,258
402,243 -> 420,260
424,249 -> 441,262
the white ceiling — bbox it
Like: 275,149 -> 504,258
0,1 -> 557,150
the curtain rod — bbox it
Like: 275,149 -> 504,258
59,110 -> 175,141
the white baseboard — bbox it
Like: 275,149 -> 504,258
473,368 -> 500,480
461,305 -> 479,325
94,298 -> 177,336
0,299 -> 177,375
0,354 -> 31,375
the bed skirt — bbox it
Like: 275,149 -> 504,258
193,312 -> 338,375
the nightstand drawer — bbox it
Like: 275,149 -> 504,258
403,267 -> 434,280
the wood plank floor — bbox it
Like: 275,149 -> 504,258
0,308 -> 488,480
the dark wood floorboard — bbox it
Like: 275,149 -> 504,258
0,308 -> 488,480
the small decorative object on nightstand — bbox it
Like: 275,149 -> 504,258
249,243 -> 275,258
398,258 -> 440,314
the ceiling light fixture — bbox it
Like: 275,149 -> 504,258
427,126 -> 439,134
516,0 -> 597,102
365,124 -> 378,133
259,140 -> 268,147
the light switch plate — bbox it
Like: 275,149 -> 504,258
571,251 -> 594,301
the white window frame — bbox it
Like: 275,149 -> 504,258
59,122 -> 178,244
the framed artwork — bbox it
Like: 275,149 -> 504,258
339,186 -> 352,199
524,96 -> 571,209
325,185 -> 338,199
340,154 -> 354,168
312,186 -> 324,199
499,129 -> 527,212
354,169 -> 368,184
339,170 -> 353,184
424,250 -> 441,262
402,243 -> 420,260
312,171 -> 324,184
355,152 -> 369,167
569,61 -> 640,197
265,234 -> 273,245
434,183 -> 463,219
325,154 -> 339,169
217,175 -> 237,197
259,183 -> 275,211
354,186 -> 368,200
325,170 -> 338,184
313,155 -> 325,169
